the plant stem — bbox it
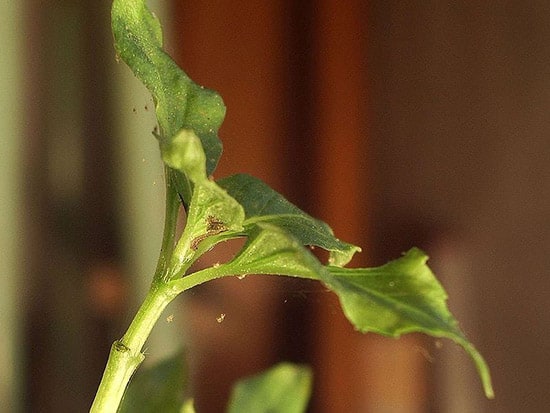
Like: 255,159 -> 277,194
90,282 -> 178,412
91,174 -> 181,412
154,168 -> 181,282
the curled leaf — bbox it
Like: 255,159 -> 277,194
214,227 -> 493,398
328,248 -> 494,398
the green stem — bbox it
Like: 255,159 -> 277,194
91,175 -> 181,412
169,266 -> 229,293
154,168 -> 181,282
90,283 -> 178,412
169,263 -> 320,295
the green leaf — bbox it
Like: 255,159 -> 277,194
119,352 -> 187,413
328,248 -> 494,399
227,363 -> 312,413
112,0 -> 225,200
217,227 -> 493,399
222,223 -> 323,280
217,174 -> 360,266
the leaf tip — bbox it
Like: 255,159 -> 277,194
454,335 -> 495,400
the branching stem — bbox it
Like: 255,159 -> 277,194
90,282 -> 178,412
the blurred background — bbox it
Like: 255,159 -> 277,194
2,1 -> 550,412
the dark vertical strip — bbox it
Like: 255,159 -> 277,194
279,0 -> 316,206
80,0 -> 123,406
274,0 -> 318,368
306,1 -> 372,410
23,1 -> 52,410
24,1 -> 91,410
23,1 -> 123,411
82,1 -> 120,262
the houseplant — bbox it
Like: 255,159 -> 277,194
91,1 -> 493,411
